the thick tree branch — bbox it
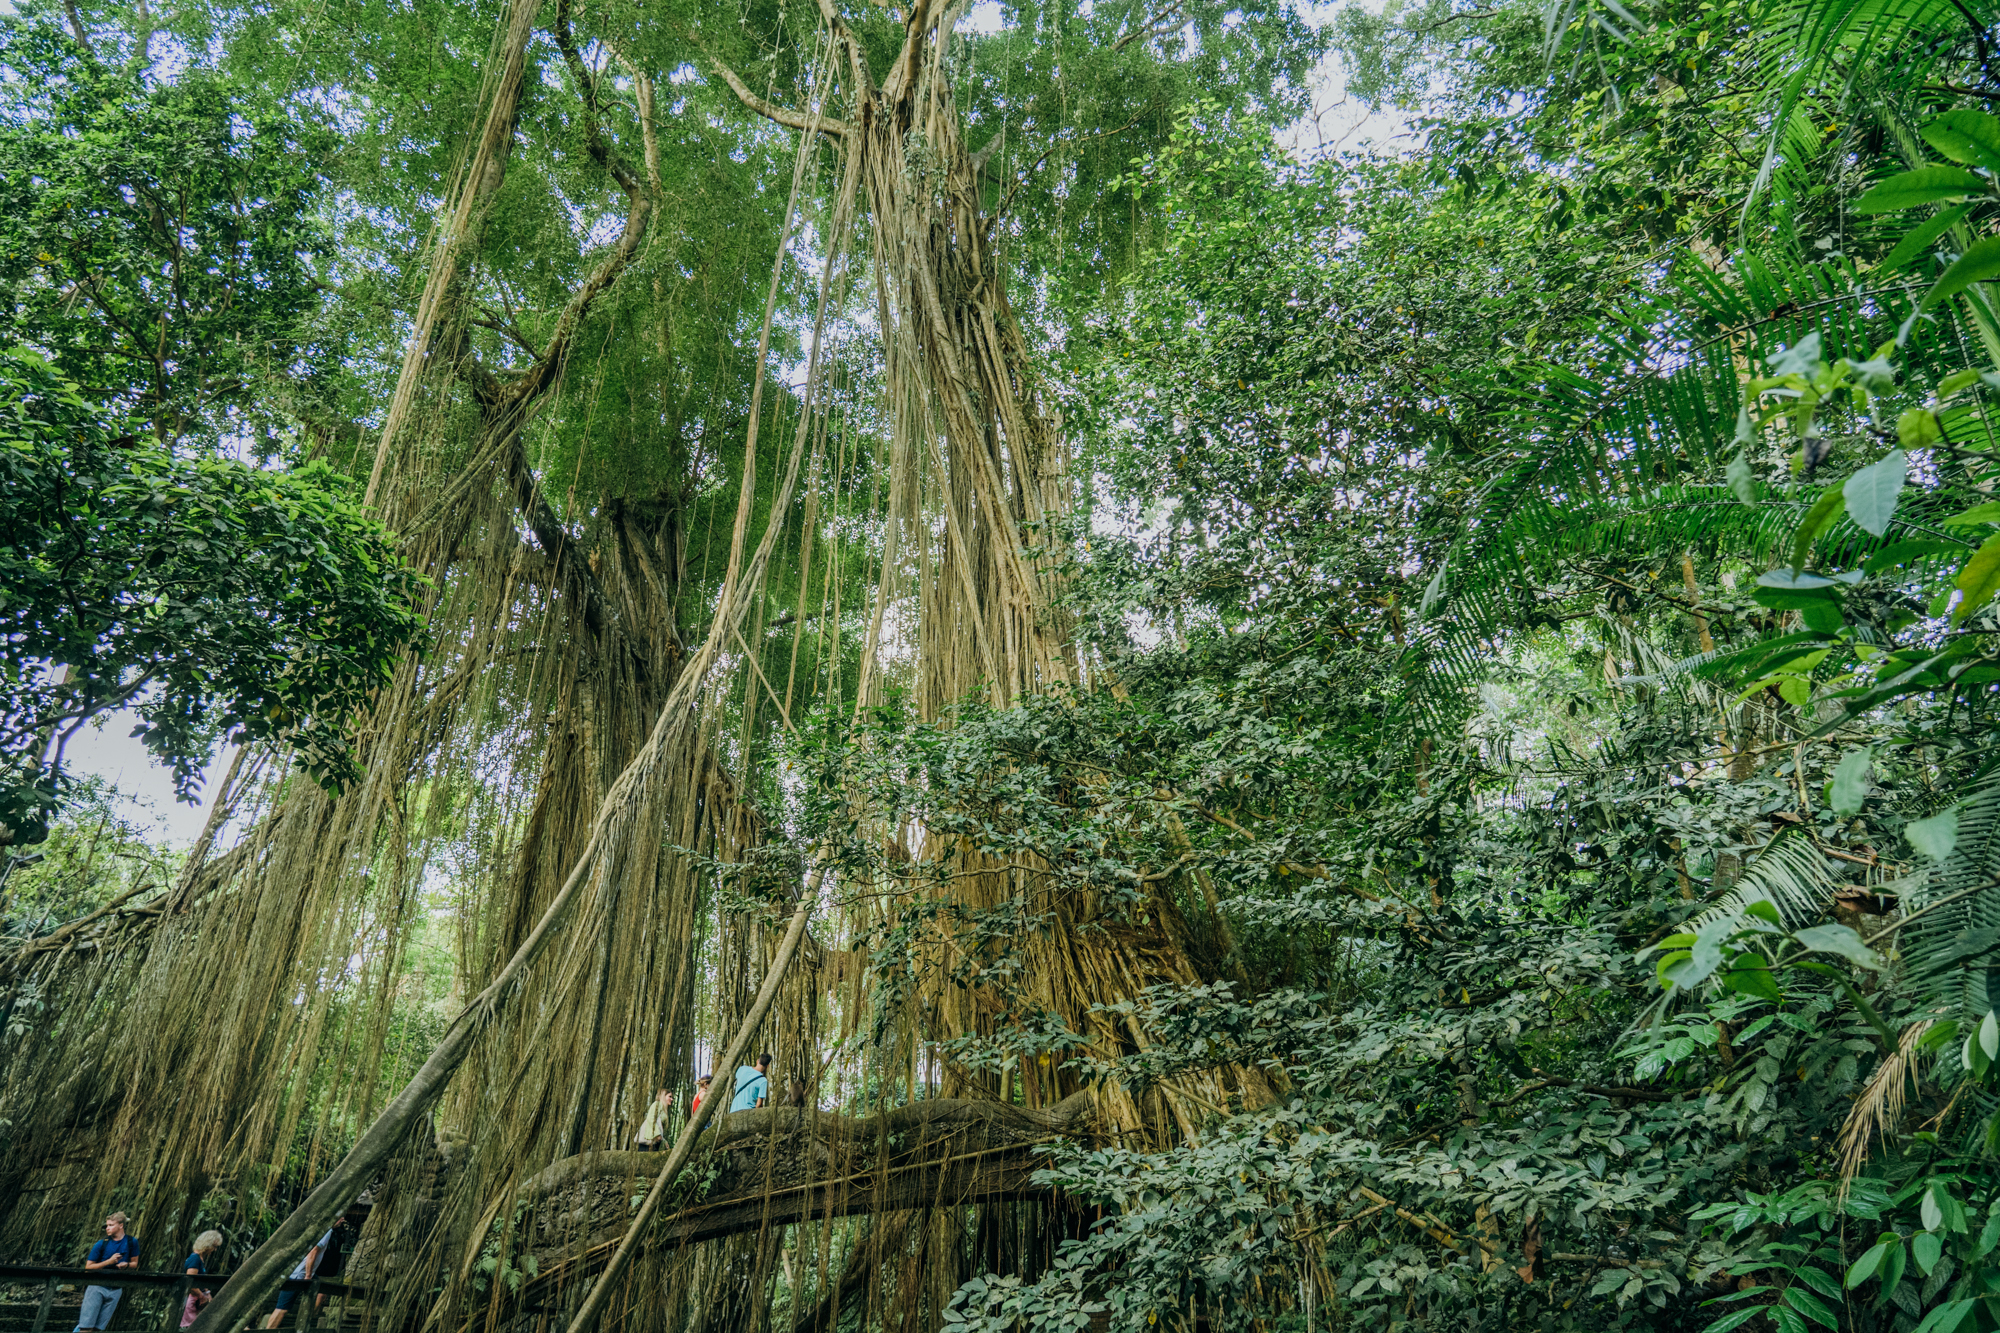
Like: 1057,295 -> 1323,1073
62,0 -> 95,53
497,423 -> 608,637
708,59 -> 852,137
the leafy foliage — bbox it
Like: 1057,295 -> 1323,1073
0,349 -> 424,844
0,21 -> 333,448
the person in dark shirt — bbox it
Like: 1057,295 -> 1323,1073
77,1213 -> 139,1332
180,1231 -> 223,1328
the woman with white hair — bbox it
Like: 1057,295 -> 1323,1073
180,1231 -> 224,1328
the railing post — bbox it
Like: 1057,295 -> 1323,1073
30,1276 -> 56,1333
165,1275 -> 192,1333
306,1277 -> 321,1333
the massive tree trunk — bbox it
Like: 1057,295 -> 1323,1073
512,1092 -> 1094,1280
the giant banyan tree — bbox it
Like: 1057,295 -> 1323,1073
0,0 -> 1284,1330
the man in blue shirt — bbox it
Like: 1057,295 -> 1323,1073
77,1212 -> 138,1332
264,1215 -> 348,1328
729,1054 -> 773,1112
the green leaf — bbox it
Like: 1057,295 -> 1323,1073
1939,367 -> 1983,397
1843,451 -> 1906,537
1966,1029 -> 1993,1077
1781,1287 -> 1839,1329
1941,501 -> 2000,527
1778,674 -> 1813,705
1727,450 -> 1758,504
1909,1300 -> 1978,1333
1847,1239 -> 1892,1288
1791,487 -> 1848,570
1922,108 -> 2000,172
1937,1186 -> 1969,1234
1773,1305 -> 1809,1333
1953,533 -> 2000,623
1719,950 -> 1784,1000
1905,809 -> 1958,861
1830,747 -> 1873,818
1922,1187 -> 1944,1232
1699,1308 -> 1763,1333
1918,1020 -> 1960,1053
1898,407 -> 1943,448
1923,234 -> 2000,310
1770,332 -> 1823,377
1664,917 -> 1737,989
1793,923 -> 1883,970
1852,165 -> 1990,213
1850,356 -> 1898,394
1982,1010 -> 1998,1060
1877,1238 -> 1905,1296
1881,204 -> 1973,273
1913,1231 -> 1943,1276
1759,570 -> 1841,590
1794,1266 -> 1843,1301
1864,539 -> 1964,573
1976,1208 -> 2000,1258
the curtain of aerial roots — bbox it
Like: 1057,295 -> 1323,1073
0,311 -> 757,1263
353,32 -> 861,1333
615,16 -> 1290,1333
0,417 -> 500,1253
838,0 -> 1273,1159
0,10 -> 747,1288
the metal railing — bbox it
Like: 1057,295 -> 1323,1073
0,1264 -> 369,1333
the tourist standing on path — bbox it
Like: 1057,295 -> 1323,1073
730,1054 -> 772,1112
690,1075 -> 714,1133
180,1231 -> 224,1328
264,1215 -> 347,1328
636,1087 -> 672,1150
76,1212 -> 138,1333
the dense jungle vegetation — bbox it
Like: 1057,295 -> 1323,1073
2,0 -> 1999,1328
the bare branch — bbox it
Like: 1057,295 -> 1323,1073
552,0 -> 644,191
62,0 -> 95,54
708,59 -> 852,137
468,308 -> 546,361
970,126 -> 1006,173
1115,2 -> 1187,49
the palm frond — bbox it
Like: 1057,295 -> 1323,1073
1740,0 -> 1992,231
1903,765 -> 2000,1047
1407,250 -> 1974,718
1690,832 -> 1840,933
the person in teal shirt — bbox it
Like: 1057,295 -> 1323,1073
729,1054 -> 772,1111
